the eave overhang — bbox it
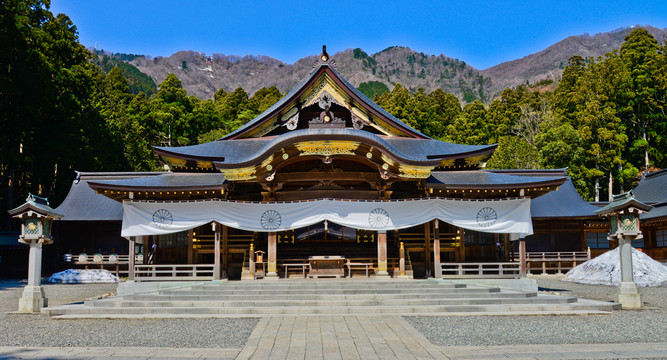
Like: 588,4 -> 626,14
87,173 -> 227,201
155,129 -> 496,173
426,171 -> 567,198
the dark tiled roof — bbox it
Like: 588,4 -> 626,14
158,129 -> 496,167
155,138 -> 268,162
88,173 -> 226,191
485,168 -> 568,177
641,201 -> 667,220
427,171 -> 565,188
633,169 -> 667,204
531,178 -> 600,218
55,172 -> 164,221
386,138 -> 494,159
222,64 -> 428,140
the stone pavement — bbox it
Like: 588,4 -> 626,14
1,316 -> 666,359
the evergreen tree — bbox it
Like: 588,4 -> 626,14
617,29 -> 664,172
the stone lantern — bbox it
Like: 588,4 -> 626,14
595,191 -> 651,309
8,193 -> 63,312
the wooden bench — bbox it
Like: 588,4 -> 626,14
283,263 -> 309,278
346,261 -> 373,278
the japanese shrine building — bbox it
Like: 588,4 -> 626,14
49,48 -> 632,280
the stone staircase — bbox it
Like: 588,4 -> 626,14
42,280 -> 620,318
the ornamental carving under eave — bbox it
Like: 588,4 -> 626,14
222,167 -> 257,181
295,140 -> 360,156
398,165 -> 434,179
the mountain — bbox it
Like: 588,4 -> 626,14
124,25 -> 666,103
129,47 -> 490,102
481,25 -> 667,90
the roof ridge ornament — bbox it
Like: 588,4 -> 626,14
312,45 -> 337,73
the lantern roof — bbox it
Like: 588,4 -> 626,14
8,193 -> 63,219
595,191 -> 652,216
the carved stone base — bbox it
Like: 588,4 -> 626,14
617,281 -> 642,309
264,272 -> 279,280
18,285 -> 47,313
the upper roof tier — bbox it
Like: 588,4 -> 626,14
155,48 -> 497,175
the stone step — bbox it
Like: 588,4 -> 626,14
125,291 -> 534,301
158,287 -> 499,296
89,296 -> 576,308
48,310 -> 616,319
43,301 -> 619,316
191,282 -> 466,290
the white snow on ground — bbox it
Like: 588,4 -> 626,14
563,247 -> 667,287
48,269 -> 120,283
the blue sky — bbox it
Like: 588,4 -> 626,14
51,1 -> 667,70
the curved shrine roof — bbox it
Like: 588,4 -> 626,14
427,171 -> 566,189
155,129 -> 496,167
632,169 -> 667,204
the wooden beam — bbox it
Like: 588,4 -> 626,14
267,232 -> 278,278
433,220 -> 441,278
128,237 -> 135,281
424,223 -> 431,277
214,222 -> 221,280
222,225 -> 228,278
377,231 -> 389,277
272,171 -> 381,182
519,238 -> 527,277
187,229 -> 194,264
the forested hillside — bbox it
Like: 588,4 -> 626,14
1,1 -> 665,230
125,26 -> 666,103
129,47 -> 491,103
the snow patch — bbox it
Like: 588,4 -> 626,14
48,269 -> 120,283
563,247 -> 667,287
199,66 -> 213,72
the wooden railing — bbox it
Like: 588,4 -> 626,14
525,250 -> 591,275
440,262 -> 521,279
62,254 -> 144,277
134,264 -> 215,281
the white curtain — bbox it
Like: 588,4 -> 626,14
121,198 -> 533,237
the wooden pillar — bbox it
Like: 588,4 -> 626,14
142,236 -> 149,263
459,228 -> 466,262
266,232 -> 278,278
519,237 -> 527,277
424,223 -> 432,277
213,223 -> 221,280
128,237 -> 135,281
376,231 -> 389,277
503,233 -> 510,261
249,242 -> 255,278
399,242 -> 405,277
187,229 -> 194,264
222,225 -> 228,278
433,220 -> 442,278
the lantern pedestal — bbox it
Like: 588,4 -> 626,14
19,285 -> 47,313
595,191 -> 650,310
617,236 -> 641,309
8,194 -> 62,313
18,241 -> 47,312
